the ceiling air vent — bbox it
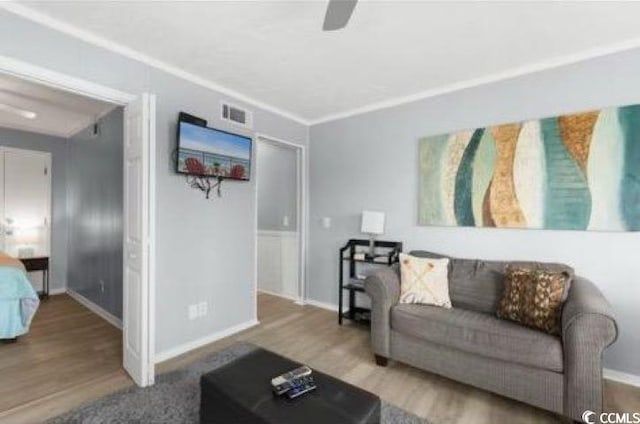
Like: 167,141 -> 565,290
221,102 -> 253,129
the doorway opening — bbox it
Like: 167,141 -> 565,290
255,135 -> 306,313
0,56 -> 155,416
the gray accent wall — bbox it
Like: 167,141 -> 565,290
257,140 -> 298,231
0,128 -> 68,293
67,108 -> 123,319
0,11 -> 308,355
309,49 -> 640,375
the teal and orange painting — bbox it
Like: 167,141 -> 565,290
418,105 -> 640,231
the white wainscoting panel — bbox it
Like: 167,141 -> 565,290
257,230 -> 299,300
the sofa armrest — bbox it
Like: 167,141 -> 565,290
562,276 -> 618,421
364,265 -> 400,357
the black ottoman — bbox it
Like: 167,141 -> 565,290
200,347 -> 380,424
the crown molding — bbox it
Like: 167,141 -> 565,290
7,2 -> 640,128
308,36 -> 640,126
0,2 -> 311,126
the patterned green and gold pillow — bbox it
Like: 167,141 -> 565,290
399,253 -> 451,308
496,267 -> 570,335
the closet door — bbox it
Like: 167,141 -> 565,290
1,148 -> 51,258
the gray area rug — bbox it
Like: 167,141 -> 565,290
49,342 -> 426,423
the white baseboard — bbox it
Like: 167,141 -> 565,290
604,368 -> 640,387
257,288 -> 300,303
66,288 -> 122,330
154,319 -> 260,364
304,298 -> 344,312
49,287 -> 67,295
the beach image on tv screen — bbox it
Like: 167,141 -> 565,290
177,122 -> 251,180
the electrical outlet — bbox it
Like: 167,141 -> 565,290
198,302 -> 208,317
188,304 -> 198,320
100,280 -> 105,293
282,215 -> 289,227
322,217 -> 331,228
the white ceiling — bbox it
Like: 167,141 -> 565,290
0,73 -> 115,138
12,1 -> 640,123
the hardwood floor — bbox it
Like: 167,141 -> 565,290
0,294 -> 130,423
1,292 -> 639,423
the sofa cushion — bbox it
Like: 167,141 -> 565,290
391,303 -> 563,372
496,267 -> 570,335
409,251 -> 574,314
398,254 -> 452,308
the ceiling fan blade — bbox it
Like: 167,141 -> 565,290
323,0 -> 358,31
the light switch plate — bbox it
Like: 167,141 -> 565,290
322,217 -> 331,228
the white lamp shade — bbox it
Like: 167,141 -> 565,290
361,211 -> 385,235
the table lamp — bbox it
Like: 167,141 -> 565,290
361,210 -> 385,258
13,225 -> 42,258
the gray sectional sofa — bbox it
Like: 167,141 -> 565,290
364,250 -> 618,422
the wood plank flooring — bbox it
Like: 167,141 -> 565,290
1,292 -> 639,423
0,294 -> 130,423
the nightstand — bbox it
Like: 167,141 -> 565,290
20,256 -> 50,299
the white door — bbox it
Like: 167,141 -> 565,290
123,93 -> 154,387
0,148 -> 51,263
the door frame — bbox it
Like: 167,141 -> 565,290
254,133 -> 308,313
0,55 -> 157,386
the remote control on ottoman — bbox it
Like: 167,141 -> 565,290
284,374 -> 317,399
271,366 -> 313,395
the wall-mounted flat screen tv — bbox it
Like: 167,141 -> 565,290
176,121 -> 252,180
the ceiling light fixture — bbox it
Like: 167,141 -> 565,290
0,103 -> 37,119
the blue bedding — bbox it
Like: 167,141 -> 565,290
0,266 -> 39,339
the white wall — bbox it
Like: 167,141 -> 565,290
0,10 -> 308,356
309,49 -> 640,375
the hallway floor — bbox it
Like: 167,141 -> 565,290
0,294 -> 127,419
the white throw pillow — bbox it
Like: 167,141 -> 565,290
399,253 -> 452,308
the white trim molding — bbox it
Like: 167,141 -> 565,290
304,299 -> 344,313
0,3 -> 309,126
257,288 -> 300,303
604,368 -> 640,388
67,288 -> 123,330
0,55 -> 135,106
49,287 -> 67,296
154,319 -> 259,364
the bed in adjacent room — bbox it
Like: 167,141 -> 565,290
0,252 -> 39,340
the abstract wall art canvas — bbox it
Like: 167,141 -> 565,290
418,105 -> 640,231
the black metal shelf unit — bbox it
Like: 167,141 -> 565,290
338,239 -> 403,326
